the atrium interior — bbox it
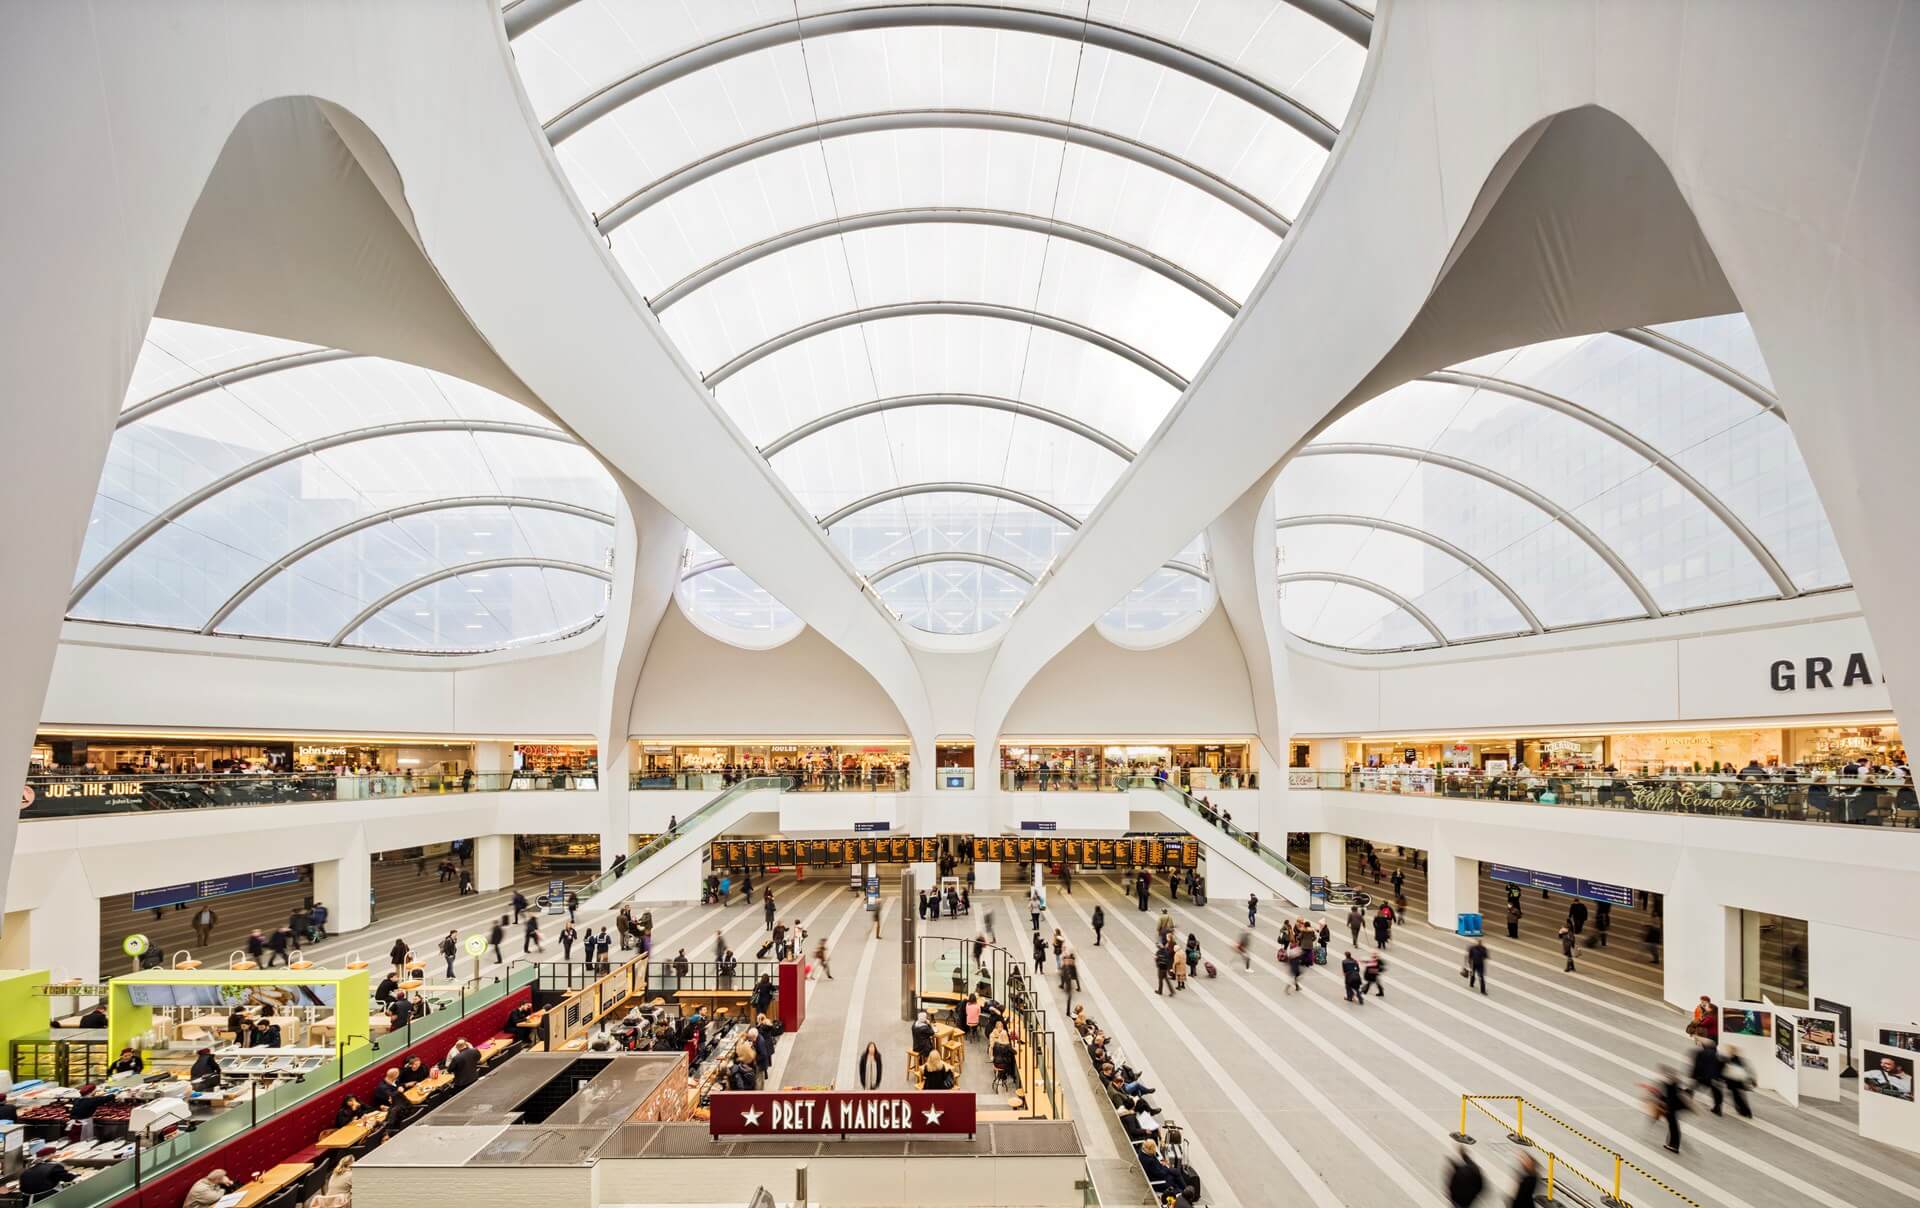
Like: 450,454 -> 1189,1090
4,3 -> 1920,1207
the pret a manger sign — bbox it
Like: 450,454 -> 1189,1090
708,1090 -> 976,1138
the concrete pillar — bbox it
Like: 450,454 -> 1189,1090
1425,850 -> 1479,932
973,861 -> 1001,891
475,834 -> 515,893
472,741 -> 513,777
1652,870 -> 1737,1010
1205,857 -> 1263,916
315,832 -> 372,935
1308,833 -> 1346,882
1310,740 -> 1347,778
21,893 -> 103,983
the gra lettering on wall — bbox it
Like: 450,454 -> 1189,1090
708,1090 -> 976,1138
1770,654 -> 1877,692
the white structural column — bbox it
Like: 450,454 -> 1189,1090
974,0 -> 1920,746
1423,851 -> 1481,933
474,835 -> 516,894
595,480 -> 686,870
1307,833 -> 1346,883
472,742 -> 514,778
8,853 -> 102,982
1666,856 -> 1741,1006
1205,473 -> 1292,840
315,833 -> 372,936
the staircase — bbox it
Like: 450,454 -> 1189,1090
578,776 -> 792,911
1119,776 -> 1312,905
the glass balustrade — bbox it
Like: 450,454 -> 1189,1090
574,776 -> 794,901
629,767 -> 907,791
19,769 -> 597,819
1116,777 -> 1311,888
1290,768 -> 1920,827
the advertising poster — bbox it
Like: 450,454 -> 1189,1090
1880,1030 -> 1920,1053
1864,1050 -> 1917,1102
1775,1015 -> 1795,1070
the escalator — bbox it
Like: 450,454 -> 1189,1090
577,775 -> 793,911
1119,776 -> 1314,905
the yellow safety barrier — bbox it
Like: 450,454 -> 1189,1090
1451,1093 -> 1704,1208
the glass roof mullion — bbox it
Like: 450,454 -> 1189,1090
1275,513 -> 1543,633
1297,443 -> 1663,619
329,557 -> 609,648
1276,572 -> 1447,647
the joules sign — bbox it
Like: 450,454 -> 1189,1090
709,1091 -> 976,1138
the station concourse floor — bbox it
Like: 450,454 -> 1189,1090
136,854 -> 1920,1208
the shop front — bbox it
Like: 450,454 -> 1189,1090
631,740 -> 911,791
999,741 -> 1256,791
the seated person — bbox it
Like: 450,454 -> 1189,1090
374,973 -> 400,1005
1136,1139 -> 1187,1198
76,1004 -> 108,1029
387,996 -> 413,1029
369,1069 -> 403,1111
226,1007 -> 249,1044
919,1054 -> 956,1090
333,1094 -> 368,1130
1125,1097 -> 1161,1140
396,1056 -> 430,1087
109,1046 -> 143,1075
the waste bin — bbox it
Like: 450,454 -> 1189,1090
1456,912 -> 1483,936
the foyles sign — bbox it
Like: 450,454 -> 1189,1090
1769,653 -> 1878,692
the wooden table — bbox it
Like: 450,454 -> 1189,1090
315,1112 -> 385,1150
478,1037 -> 513,1065
233,1163 -> 312,1208
401,1072 -> 453,1106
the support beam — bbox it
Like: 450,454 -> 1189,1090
544,5 -> 1340,151
705,301 -> 1188,392
597,109 -> 1290,239
651,207 -> 1238,316
327,557 -> 612,647
1275,571 -> 1449,647
1275,512 -> 1545,633
761,394 -> 1137,462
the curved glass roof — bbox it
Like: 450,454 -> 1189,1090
511,0 -> 1366,634
1274,313 -> 1851,652
68,319 -> 618,654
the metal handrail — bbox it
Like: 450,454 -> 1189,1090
576,775 -> 795,901
1117,776 -> 1310,887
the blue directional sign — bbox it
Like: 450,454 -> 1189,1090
1489,864 -> 1634,907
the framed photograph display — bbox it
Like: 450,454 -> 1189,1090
1861,1047 -> 1920,1156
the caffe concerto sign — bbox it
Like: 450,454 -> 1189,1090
708,1091 -> 976,1138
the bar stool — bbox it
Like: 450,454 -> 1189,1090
229,950 -> 258,971
171,950 -> 202,970
289,958 -> 317,970
344,951 -> 369,970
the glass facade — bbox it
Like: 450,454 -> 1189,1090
1275,315 -> 1850,651
510,3 -> 1360,636
67,320 -> 617,653
632,740 -> 911,791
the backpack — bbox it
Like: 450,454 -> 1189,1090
1314,944 -> 1328,965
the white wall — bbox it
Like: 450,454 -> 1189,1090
629,607 -> 908,739
43,622 -> 601,737
1002,608 -> 1258,738
1288,594 -> 1889,737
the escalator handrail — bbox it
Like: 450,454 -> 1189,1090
1115,776 -> 1311,887
577,775 -> 796,899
